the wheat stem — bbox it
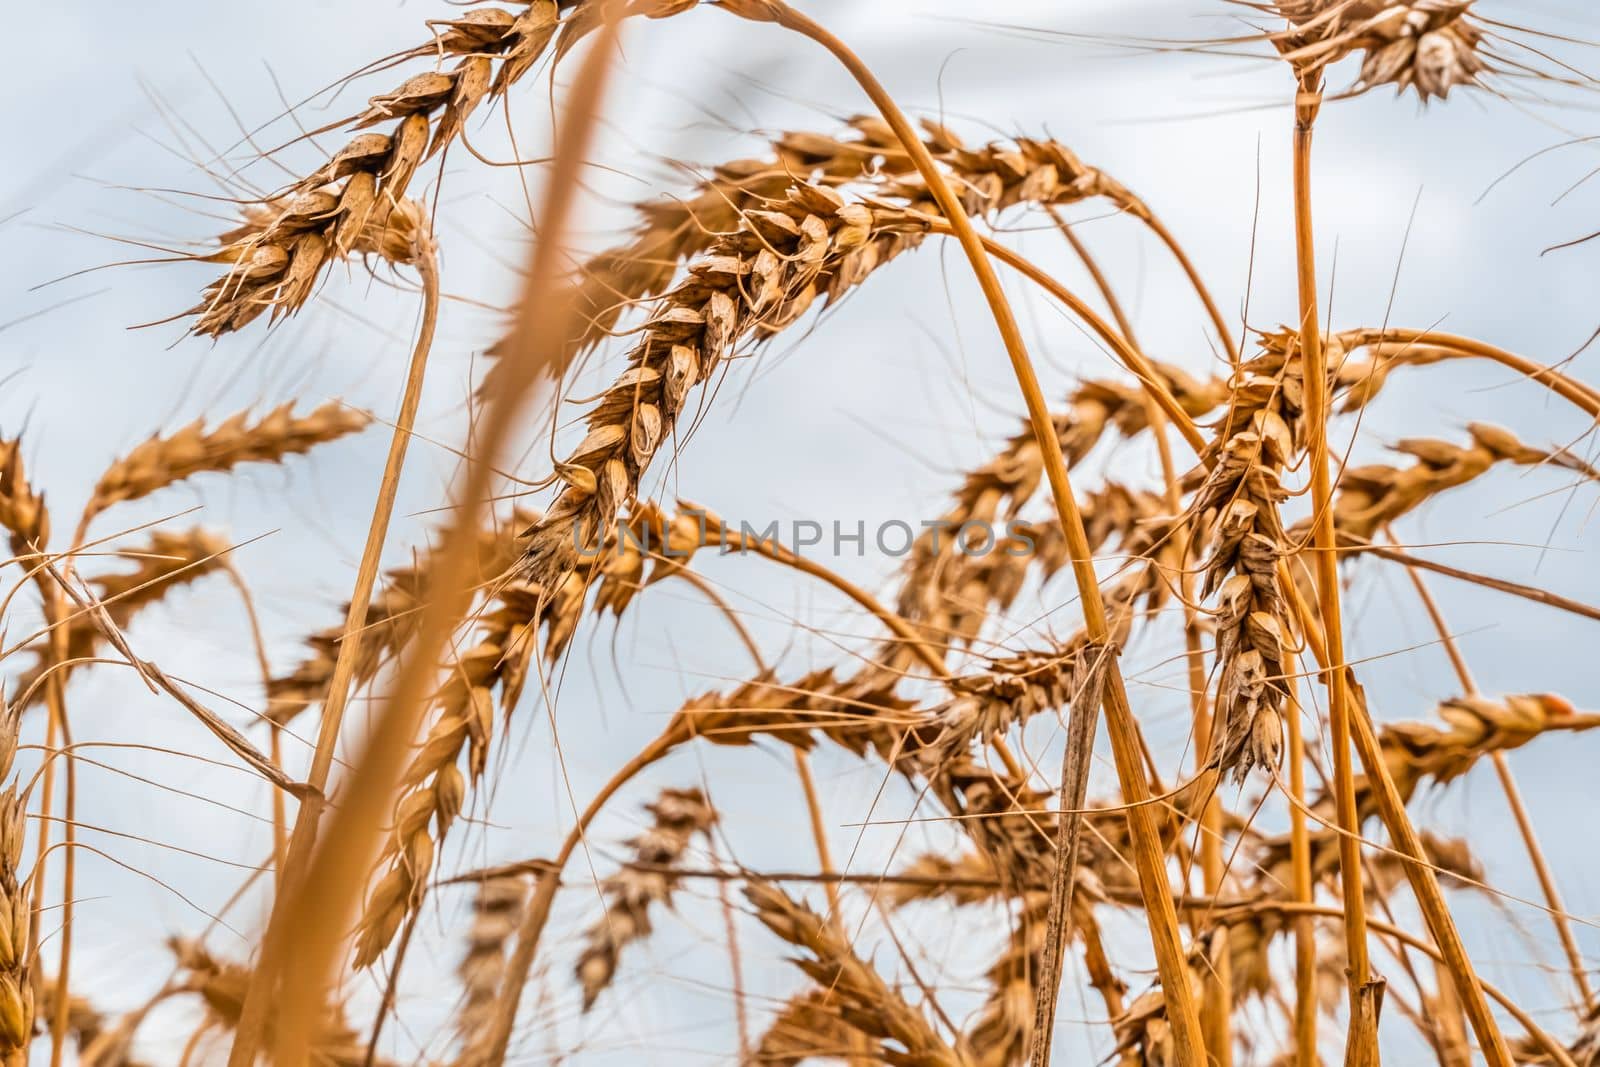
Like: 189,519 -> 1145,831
1290,82 -> 1376,1063
226,213 -> 440,1067
733,5 -> 1206,1062
1279,566 -> 1513,1065
42,582 -> 75,1067
1284,679 -> 1318,1064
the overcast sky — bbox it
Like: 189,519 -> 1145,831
6,2 -> 1600,1064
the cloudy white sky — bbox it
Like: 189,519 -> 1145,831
6,1 -> 1600,1063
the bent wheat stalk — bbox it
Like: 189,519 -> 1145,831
712,4 -> 1206,1063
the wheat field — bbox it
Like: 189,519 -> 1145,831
3,1 -> 1599,1065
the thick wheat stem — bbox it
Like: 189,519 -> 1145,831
1290,83 -> 1375,1061
1060,218 -> 1233,1063
732,5 -> 1204,1063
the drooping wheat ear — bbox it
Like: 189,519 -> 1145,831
169,939 -> 381,1067
518,187 -> 928,591
190,189 -> 430,336
187,1 -> 584,335
455,875 -> 525,1044
82,402 -> 371,524
1254,695 -> 1593,885
190,0 -> 701,337
0,438 -> 49,559
1324,422 -> 1600,543
1379,693 -> 1596,805
265,514 -> 529,726
14,527 -> 232,710
1270,0 -> 1488,99
743,879 -> 969,1067
1190,338 -> 1308,781
745,989 -> 871,1067
0,704 -> 31,1061
351,571 -> 584,967
355,504 -> 709,968
574,787 -> 717,1010
671,665 -> 917,762
898,364 -> 1222,648
499,115 -> 1166,388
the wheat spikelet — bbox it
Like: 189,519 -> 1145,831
191,194 -> 429,336
574,787 -> 716,1010
518,186 -> 928,593
898,364 -> 1221,650
265,515 -> 528,726
671,666 -> 917,760
84,402 -> 371,521
13,528 -> 232,710
0,704 -> 32,1060
745,989 -> 868,1066
1270,0 -> 1488,99
1189,339 -> 1306,782
1326,423 -> 1600,543
743,879 -> 968,1067
0,438 -> 49,559
169,939 -> 381,1067
455,875 -> 524,1044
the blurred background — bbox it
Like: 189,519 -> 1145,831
6,1 -> 1600,1062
